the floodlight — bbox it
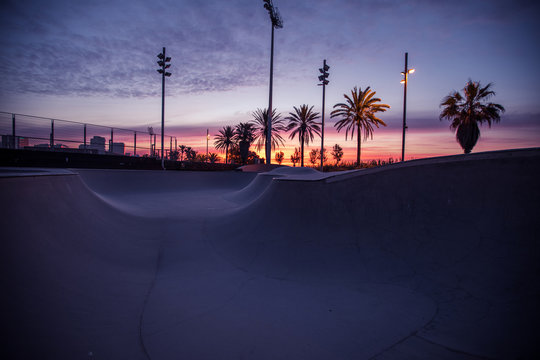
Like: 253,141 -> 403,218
156,47 -> 172,168
262,0 -> 284,164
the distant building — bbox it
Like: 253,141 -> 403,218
19,137 -> 29,148
89,136 -> 106,153
111,142 -> 125,155
1,135 -> 28,149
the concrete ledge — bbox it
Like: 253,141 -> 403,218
0,167 -> 76,178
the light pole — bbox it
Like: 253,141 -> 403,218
263,0 -> 283,165
157,47 -> 171,169
318,59 -> 329,172
400,52 -> 415,162
206,129 -> 210,162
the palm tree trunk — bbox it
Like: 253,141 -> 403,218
357,124 -> 361,166
301,131 -> 305,167
225,144 -> 228,164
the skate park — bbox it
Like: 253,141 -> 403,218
1,148 -> 539,359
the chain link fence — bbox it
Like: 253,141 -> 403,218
0,112 -> 178,159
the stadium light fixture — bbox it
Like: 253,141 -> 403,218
318,59 -> 329,171
262,0 -> 283,164
157,47 -> 172,169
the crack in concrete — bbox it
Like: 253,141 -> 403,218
138,237 -> 165,360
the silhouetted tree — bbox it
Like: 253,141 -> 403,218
185,147 -> 197,161
440,80 -> 505,153
286,105 -> 321,167
214,126 -> 235,164
309,149 -> 318,166
169,150 -> 179,161
331,144 -> 344,165
290,147 -> 301,167
234,123 -> 255,164
250,108 -> 287,153
195,153 -> 207,162
275,151 -> 284,165
331,86 -> 389,165
179,145 -> 186,161
208,153 -> 220,163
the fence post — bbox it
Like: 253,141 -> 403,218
134,132 -> 137,156
12,113 -> 16,149
110,128 -> 114,153
84,124 -> 87,150
50,119 -> 54,149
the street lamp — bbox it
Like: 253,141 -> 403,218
157,47 -> 172,169
318,59 -> 330,172
400,52 -> 414,162
262,0 -> 283,164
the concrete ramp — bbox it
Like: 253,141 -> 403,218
1,148 -> 539,360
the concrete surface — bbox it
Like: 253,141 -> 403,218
1,148 -> 539,359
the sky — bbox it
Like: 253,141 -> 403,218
0,0 -> 539,164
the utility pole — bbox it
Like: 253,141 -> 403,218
262,0 -> 283,165
318,59 -> 330,172
156,47 -> 172,169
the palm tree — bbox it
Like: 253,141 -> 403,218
214,125 -> 235,164
179,145 -> 186,161
331,86 -> 389,165
250,108 -> 287,154
286,105 -> 321,167
440,80 -> 505,153
234,122 -> 255,164
208,153 -> 220,163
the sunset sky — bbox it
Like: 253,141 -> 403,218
0,0 -> 539,164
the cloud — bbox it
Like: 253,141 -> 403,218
0,0 -> 537,99
0,0 -> 271,97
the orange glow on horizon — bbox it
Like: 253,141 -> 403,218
114,122 -> 540,165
